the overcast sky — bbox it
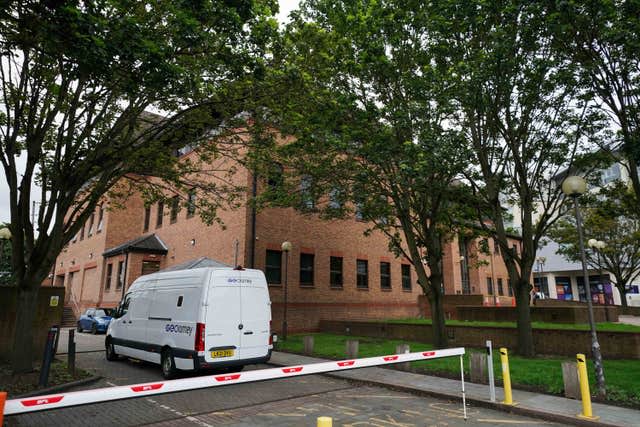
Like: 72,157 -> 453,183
0,1 -> 301,224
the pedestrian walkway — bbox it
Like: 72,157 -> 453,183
270,351 -> 640,427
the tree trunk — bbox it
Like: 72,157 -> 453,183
514,280 -> 535,357
428,293 -> 448,349
617,285 -> 628,307
11,284 -> 40,373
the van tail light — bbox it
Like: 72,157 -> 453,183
195,322 -> 205,352
269,320 -> 273,345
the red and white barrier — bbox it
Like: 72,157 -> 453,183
4,347 -> 465,416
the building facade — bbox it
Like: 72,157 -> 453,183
54,156 -> 518,333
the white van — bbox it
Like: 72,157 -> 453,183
105,266 -> 274,379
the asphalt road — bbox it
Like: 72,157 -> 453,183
7,329 -> 560,426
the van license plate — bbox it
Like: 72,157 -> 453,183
211,349 -> 234,358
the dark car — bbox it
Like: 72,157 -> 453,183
77,308 -> 113,334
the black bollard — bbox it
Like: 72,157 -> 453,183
68,329 -> 76,376
38,327 -> 58,388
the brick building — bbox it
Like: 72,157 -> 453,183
54,153 -> 518,333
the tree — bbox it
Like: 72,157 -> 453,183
549,0 -> 640,205
433,0 -> 602,356
549,182 -> 640,307
0,1 -> 277,372
257,0 -> 475,348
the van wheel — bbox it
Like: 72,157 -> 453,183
91,323 -> 97,334
161,349 -> 177,380
106,339 -> 118,361
77,323 -> 83,333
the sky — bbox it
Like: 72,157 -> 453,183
0,1 -> 301,224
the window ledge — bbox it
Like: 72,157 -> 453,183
357,287 -> 369,291
300,284 -> 315,289
330,285 -> 344,290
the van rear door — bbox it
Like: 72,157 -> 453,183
203,271 -> 241,363
238,270 -> 270,360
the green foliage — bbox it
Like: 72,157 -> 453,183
0,0 -> 277,372
548,0 -> 640,205
549,182 -> 640,302
278,333 -> 640,405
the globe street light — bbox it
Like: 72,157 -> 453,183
0,226 -> 11,274
562,176 -> 606,398
281,241 -> 292,341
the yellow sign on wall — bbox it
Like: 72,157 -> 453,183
49,296 -> 59,307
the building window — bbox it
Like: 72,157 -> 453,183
141,260 -> 160,276
486,277 -> 493,295
87,213 -> 94,237
265,250 -> 282,284
97,205 -> 104,233
355,202 -> 364,221
300,175 -> 315,209
357,259 -> 368,289
380,262 -> 391,289
143,206 -> 151,232
401,264 -> 411,290
156,200 -> 164,228
116,261 -> 124,289
79,224 -> 84,241
508,282 -> 513,297
494,239 -> 500,255
601,163 -> 621,185
328,188 -> 342,209
497,278 -> 504,296
170,196 -> 179,224
267,163 -> 283,189
187,190 -> 196,218
105,264 -> 113,290
330,256 -> 343,288
300,253 -> 314,286
533,276 -> 549,297
555,276 -> 573,301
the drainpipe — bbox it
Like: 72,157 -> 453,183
249,172 -> 257,268
120,250 -> 129,299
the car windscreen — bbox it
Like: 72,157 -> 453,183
94,309 -> 107,317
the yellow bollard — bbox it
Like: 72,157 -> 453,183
576,354 -> 599,420
0,391 -> 6,426
317,416 -> 333,427
499,348 -> 515,405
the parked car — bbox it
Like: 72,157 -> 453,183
78,308 -> 113,334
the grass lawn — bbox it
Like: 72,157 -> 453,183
386,318 -> 640,333
275,333 -> 640,407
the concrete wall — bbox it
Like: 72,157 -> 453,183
320,320 -> 640,359
0,286 -> 65,361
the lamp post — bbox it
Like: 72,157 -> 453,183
562,176 -> 606,398
588,239 -> 607,304
535,256 -> 546,298
281,241 -> 292,341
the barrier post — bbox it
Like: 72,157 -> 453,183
317,416 -> 332,427
576,353 -> 599,420
486,340 -> 496,402
1,391 -> 7,425
499,348 -> 515,405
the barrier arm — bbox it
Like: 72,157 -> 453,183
4,347 -> 466,417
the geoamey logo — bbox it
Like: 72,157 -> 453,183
227,278 -> 252,284
165,324 -> 193,335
